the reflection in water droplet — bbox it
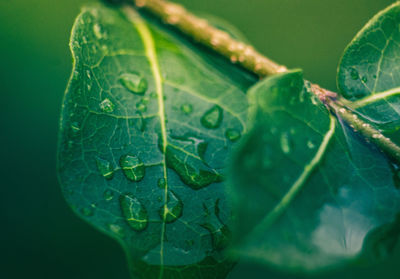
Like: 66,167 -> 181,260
307,140 -> 315,149
120,193 -> 148,231
166,146 -> 223,190
104,189 -> 114,201
120,73 -> 148,95
120,154 -> 145,182
350,68 -> 359,80
280,133 -> 291,154
96,157 -> 114,180
225,129 -> 241,142
180,103 -> 193,115
157,178 -> 166,189
71,122 -> 81,133
100,98 -> 115,113
93,23 -> 104,39
159,191 -> 183,223
201,105 -> 223,129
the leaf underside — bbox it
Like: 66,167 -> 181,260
58,4 -> 255,279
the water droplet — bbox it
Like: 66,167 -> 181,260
71,122 -> 81,133
93,23 -> 105,39
96,157 -> 114,180
120,155 -> 145,182
166,146 -> 223,190
159,191 -> 183,223
81,207 -> 94,216
120,193 -> 148,231
280,133 -> 291,154
201,222 -> 231,251
100,98 -> 115,113
201,105 -> 223,129
136,98 -> 148,112
225,129 -> 241,142
180,103 -> 193,115
104,189 -> 114,201
157,178 -> 166,189
120,73 -> 148,95
307,140 -> 315,149
362,76 -> 368,83
350,68 -> 359,80
108,224 -> 125,237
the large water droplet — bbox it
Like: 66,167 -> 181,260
201,223 -> 231,251
180,103 -> 193,115
201,105 -> 223,129
159,191 -> 183,223
120,154 -> 145,182
120,193 -> 148,231
280,132 -> 292,154
120,73 -> 148,95
166,146 -> 223,190
225,129 -> 241,142
96,157 -> 114,180
100,98 -> 115,113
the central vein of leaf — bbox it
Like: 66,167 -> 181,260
125,6 -> 168,279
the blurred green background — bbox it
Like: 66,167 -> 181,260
1,0 -> 398,278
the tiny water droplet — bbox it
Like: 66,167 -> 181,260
158,178 -> 166,189
361,76 -> 368,83
280,133 -> 291,154
225,129 -> 241,142
93,23 -> 105,39
180,103 -> 193,115
307,140 -> 315,149
201,105 -> 223,129
120,193 -> 148,231
108,224 -> 125,237
120,73 -> 148,95
100,98 -> 115,113
120,154 -> 145,182
96,157 -> 114,180
350,68 -> 359,80
71,122 -> 81,133
81,207 -> 94,217
104,189 -> 114,201
159,191 -> 183,223
136,98 -> 148,112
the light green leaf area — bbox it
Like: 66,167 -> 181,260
58,4 -> 256,279
337,2 -> 400,134
229,70 -> 400,273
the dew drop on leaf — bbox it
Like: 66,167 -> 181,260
159,191 -> 183,223
119,73 -> 148,95
361,76 -> 368,83
350,68 -> 359,80
119,154 -> 145,182
180,103 -> 193,115
81,207 -> 94,217
104,189 -> 114,201
119,193 -> 148,231
157,178 -> 166,189
96,157 -> 114,180
201,105 -> 223,129
108,223 -> 125,238
99,98 -> 115,113
280,132 -> 292,154
307,140 -> 315,149
225,129 -> 241,142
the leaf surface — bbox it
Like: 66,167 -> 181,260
229,70 -> 400,273
58,4 -> 255,278
337,2 -> 400,134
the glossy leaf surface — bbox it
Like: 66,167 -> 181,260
230,70 -> 400,273
58,4 -> 255,278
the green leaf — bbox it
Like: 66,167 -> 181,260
337,2 -> 400,134
229,70 -> 400,273
58,4 -> 256,278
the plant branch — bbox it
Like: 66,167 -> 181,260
127,0 -> 400,163
132,0 -> 287,76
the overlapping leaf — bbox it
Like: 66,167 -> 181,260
338,2 -> 400,135
58,3 -> 256,278
229,70 -> 400,273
